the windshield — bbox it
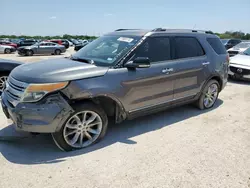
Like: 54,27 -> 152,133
243,47 -> 250,56
221,39 -> 229,44
72,35 -> 141,66
234,42 -> 250,49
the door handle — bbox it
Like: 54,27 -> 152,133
202,62 -> 210,66
162,68 -> 174,74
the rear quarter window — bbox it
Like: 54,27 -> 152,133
207,38 -> 227,55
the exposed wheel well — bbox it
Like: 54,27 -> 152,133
72,96 -> 126,123
0,71 -> 10,76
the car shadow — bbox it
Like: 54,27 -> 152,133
228,78 -> 250,86
0,99 -> 223,165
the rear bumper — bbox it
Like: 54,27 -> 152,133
1,92 -> 74,133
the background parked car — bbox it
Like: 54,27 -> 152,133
69,39 -> 80,45
0,41 -> 17,48
228,47 -> 250,80
49,39 -> 69,49
227,42 -> 250,57
74,41 -> 89,51
18,41 -> 66,56
17,39 -> 37,47
0,45 -> 16,54
221,39 -> 241,50
65,39 -> 73,46
0,58 -> 23,95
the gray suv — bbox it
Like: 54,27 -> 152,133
1,29 -> 228,151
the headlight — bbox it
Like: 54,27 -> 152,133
21,82 -> 68,102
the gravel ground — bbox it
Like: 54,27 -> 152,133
0,52 -> 250,188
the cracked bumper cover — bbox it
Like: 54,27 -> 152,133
1,92 -> 74,133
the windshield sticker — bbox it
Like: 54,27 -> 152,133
117,37 -> 134,43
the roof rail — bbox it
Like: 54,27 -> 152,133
152,28 -> 167,32
151,28 -> 214,34
115,29 -> 141,31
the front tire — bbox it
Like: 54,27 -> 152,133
52,103 -> 108,151
196,79 -> 220,110
26,50 -> 33,56
0,73 -> 9,96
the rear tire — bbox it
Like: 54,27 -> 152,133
196,79 -> 220,110
54,49 -> 61,55
4,48 -> 11,54
52,103 -> 108,151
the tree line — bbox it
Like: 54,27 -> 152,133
215,31 -> 250,40
0,31 -> 250,40
0,34 -> 97,40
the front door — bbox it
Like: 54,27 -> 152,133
38,43 -> 52,54
115,36 -> 176,112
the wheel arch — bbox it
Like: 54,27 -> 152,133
69,94 -> 127,124
202,74 -> 223,92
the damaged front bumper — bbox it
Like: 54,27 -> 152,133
1,92 -> 74,133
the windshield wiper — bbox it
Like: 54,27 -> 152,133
70,56 -> 95,64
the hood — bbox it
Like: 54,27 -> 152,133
230,54 -> 250,68
10,58 -> 109,83
18,45 -> 35,50
0,45 -> 14,49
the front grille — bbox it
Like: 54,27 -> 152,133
228,50 -> 239,57
230,66 -> 250,75
5,77 -> 28,107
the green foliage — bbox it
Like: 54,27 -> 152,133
0,31 -> 249,40
216,31 -> 250,40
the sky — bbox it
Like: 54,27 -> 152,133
1,0 -> 250,36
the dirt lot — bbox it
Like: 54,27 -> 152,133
0,50 -> 250,188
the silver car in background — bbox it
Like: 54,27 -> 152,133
227,42 -> 250,57
0,45 -> 16,54
17,41 -> 66,56
229,47 -> 250,80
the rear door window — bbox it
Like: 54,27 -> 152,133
174,37 -> 205,59
207,38 -> 227,54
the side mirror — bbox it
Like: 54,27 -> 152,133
125,57 -> 150,69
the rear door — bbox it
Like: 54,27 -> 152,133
172,36 -> 208,100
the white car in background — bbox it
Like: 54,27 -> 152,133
65,39 -> 73,46
0,44 -> 16,54
229,47 -> 250,80
227,42 -> 250,57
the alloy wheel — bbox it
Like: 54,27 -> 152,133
63,111 -> 103,148
203,83 -> 218,108
5,49 -> 11,54
0,76 -> 8,95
